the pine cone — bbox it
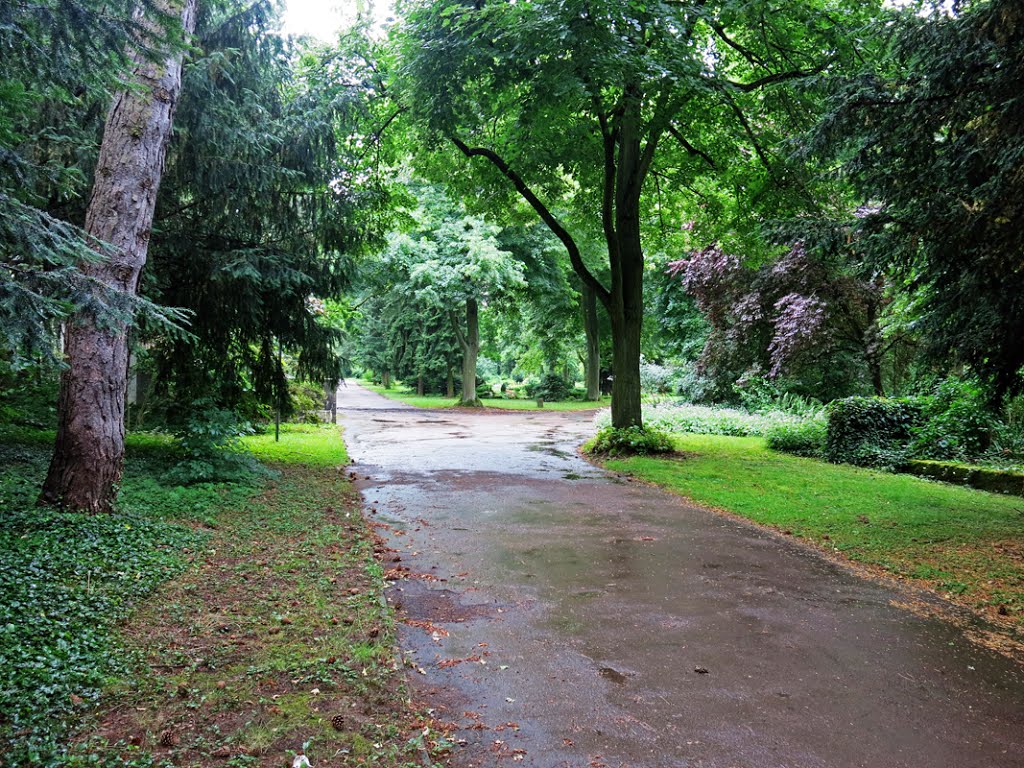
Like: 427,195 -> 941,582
331,714 -> 346,731
158,729 -> 178,747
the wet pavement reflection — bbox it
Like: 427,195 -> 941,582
339,383 -> 1024,768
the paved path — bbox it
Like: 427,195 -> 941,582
338,383 -> 1024,768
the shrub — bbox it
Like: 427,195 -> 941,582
765,418 -> 827,457
825,396 -> 925,468
166,401 -> 264,484
598,402 -> 821,439
289,380 -> 327,423
585,425 -> 675,456
533,373 -> 572,401
639,358 -> 673,394
910,379 -> 996,461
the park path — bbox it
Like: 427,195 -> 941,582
337,383 -> 1024,768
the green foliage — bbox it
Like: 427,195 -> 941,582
910,379 -> 996,461
287,380 -> 328,423
765,419 -> 827,457
825,396 -> 924,468
817,0 -> 1024,395
584,425 -> 674,457
604,402 -> 823,440
166,401 -> 265,485
0,430 -> 220,764
145,5 -> 387,413
906,459 -> 1024,497
0,363 -> 59,427
531,373 -> 573,401
0,1 -> 190,367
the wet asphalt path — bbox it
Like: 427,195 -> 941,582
337,383 -> 1024,768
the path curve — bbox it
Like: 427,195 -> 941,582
338,383 -> 1024,768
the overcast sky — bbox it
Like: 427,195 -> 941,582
282,0 -> 393,42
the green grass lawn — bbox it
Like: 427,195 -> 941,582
358,379 -> 609,411
244,421 -> 349,466
605,433 -> 1024,628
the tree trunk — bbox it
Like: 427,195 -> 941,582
582,282 -> 601,401
446,366 -> 455,398
417,374 -> 425,396
324,379 -> 338,423
459,297 -> 481,406
608,89 -> 646,430
382,369 -> 391,389
40,0 -> 198,512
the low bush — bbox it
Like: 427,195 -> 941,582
598,402 -> 822,439
166,401 -> 264,484
585,425 -> 675,456
289,379 -> 328,422
906,459 -> 1024,496
765,418 -> 827,457
910,379 -> 996,461
532,373 -> 573,401
825,396 -> 925,468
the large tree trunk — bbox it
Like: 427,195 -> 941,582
604,88 -> 646,430
458,297 -> 481,406
40,0 -> 198,512
582,282 -> 601,401
382,369 -> 391,388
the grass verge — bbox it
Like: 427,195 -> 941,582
0,424 -> 433,767
358,380 -> 607,411
603,434 -> 1024,638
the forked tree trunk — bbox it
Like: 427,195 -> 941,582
582,282 -> 601,401
40,0 -> 198,512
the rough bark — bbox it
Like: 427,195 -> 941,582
40,0 -> 198,512
582,282 -> 601,401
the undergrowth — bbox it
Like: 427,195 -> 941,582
0,428 -> 251,765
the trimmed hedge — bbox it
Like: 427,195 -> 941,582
825,396 -> 925,467
906,460 -> 1024,497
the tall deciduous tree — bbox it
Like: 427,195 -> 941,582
40,0 -> 198,512
400,188 -> 524,405
396,0 -> 875,428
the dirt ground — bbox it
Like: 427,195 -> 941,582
339,383 -> 1024,768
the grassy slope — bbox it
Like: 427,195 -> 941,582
0,424 -> 432,767
358,379 -> 608,411
605,434 -> 1024,631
